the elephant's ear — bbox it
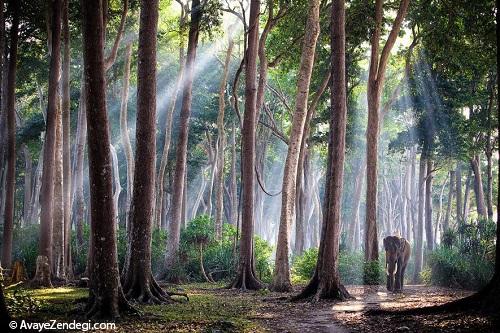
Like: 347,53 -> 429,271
383,237 -> 389,250
399,237 -> 406,250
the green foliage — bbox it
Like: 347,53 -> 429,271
11,225 -> 40,277
291,250 -> 385,285
291,248 -> 318,283
3,287 -> 42,316
428,219 -> 496,290
183,214 -> 215,246
253,236 -> 273,283
179,222 -> 273,283
428,247 -> 494,290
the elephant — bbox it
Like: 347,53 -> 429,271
383,236 -> 411,292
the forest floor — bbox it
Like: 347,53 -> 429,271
6,282 -> 499,332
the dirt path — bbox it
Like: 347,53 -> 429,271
246,285 -> 497,333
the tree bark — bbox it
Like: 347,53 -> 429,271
413,156 -> 426,283
34,0 -> 62,287
295,0 -> 350,301
1,0 -> 19,270
122,0 -> 174,303
443,170 -> 455,232
52,99 -> 65,281
455,164 -> 463,226
425,159 -> 434,251
110,144 -> 121,223
119,43 -> 134,231
364,0 -> 410,263
22,146 -> 33,226
155,8 -> 187,230
229,0 -> 263,291
214,32 -> 235,240
165,0 -> 202,281
271,0 -> 320,292
463,167 -> 472,221
229,120 -> 238,226
348,162 -> 366,251
82,0 -> 133,318
485,76 -> 495,220
62,0 -> 73,279
470,155 -> 487,218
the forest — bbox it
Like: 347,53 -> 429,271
0,0 -> 498,332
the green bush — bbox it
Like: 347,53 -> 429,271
428,219 -> 496,291
253,235 -> 273,282
291,248 -> 318,283
291,249 -> 385,285
11,225 -> 40,277
428,247 -> 493,290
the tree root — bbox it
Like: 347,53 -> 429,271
85,289 -> 138,319
122,273 -> 189,304
292,274 -> 351,302
228,267 -> 263,291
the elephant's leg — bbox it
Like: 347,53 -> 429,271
395,259 -> 403,291
400,265 -> 407,291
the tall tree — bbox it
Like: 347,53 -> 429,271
62,0 -> 73,278
33,0 -> 63,287
155,2 -> 188,230
165,0 -> 202,280
229,0 -> 263,290
364,0 -> 410,262
119,42 -> 133,231
121,0 -> 174,304
271,0 -> 320,292
82,0 -> 133,318
425,159 -> 434,251
214,30 -> 235,239
1,0 -> 20,270
294,0 -> 350,301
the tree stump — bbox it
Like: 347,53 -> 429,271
10,261 -> 27,284
31,256 -> 52,288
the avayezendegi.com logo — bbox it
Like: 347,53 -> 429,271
9,319 -> 116,331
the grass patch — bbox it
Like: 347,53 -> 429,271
6,283 -> 265,332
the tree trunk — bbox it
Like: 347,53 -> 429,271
122,0 -> 174,303
110,144 -> 121,223
199,243 -> 211,283
485,75 -> 495,220
155,10 -> 187,230
119,43 -> 134,231
271,0 -> 320,292
425,159 -> 434,251
82,0 -> 133,317
214,32 -> 235,240
463,167 -> 472,221
22,145 -> 33,226
295,0 -> 350,301
229,121 -> 238,225
52,100 -> 66,281
364,0 -> 410,263
229,0 -> 263,291
471,155 -> 487,218
413,156 -> 426,283
348,161 -> 366,251
165,0 -> 202,281
34,0 -> 62,288
73,79 -> 87,249
1,0 -> 19,270
295,149 -> 309,256
455,164 -> 463,226
444,170 -> 455,232
62,0 -> 73,279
